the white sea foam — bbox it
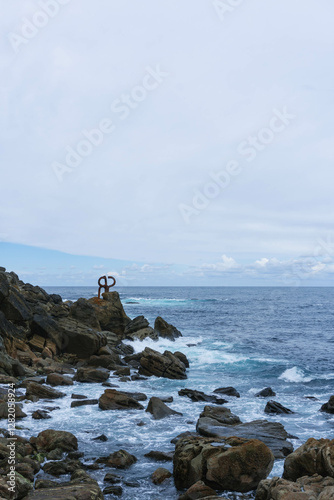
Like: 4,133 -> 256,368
279,367 -> 313,383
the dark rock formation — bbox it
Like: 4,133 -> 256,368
138,347 -> 188,379
88,292 -> 130,335
320,395 -> 334,414
73,367 -> 110,383
146,397 -> 183,420
154,316 -> 182,341
198,405 -> 241,425
196,418 -> 293,459
71,399 -> 98,408
213,386 -> 240,398
173,435 -> 274,492
144,450 -> 173,461
255,387 -> 276,398
26,382 -> 65,399
179,388 -> 227,404
264,400 -> 294,415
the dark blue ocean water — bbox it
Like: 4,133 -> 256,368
29,286 -> 333,498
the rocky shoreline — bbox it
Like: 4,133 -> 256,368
0,267 -> 333,499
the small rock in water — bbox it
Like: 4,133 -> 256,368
264,400 -> 294,415
71,394 -> 87,399
151,467 -> 172,484
104,472 -> 122,483
255,387 -> 276,398
32,409 -> 51,420
179,480 -> 218,499
97,449 -> 137,469
71,399 -> 98,408
146,397 -> 183,420
92,434 -> 108,442
213,386 -> 240,398
144,450 -> 174,462
178,388 -> 227,404
103,485 -> 123,496
320,395 -> 334,414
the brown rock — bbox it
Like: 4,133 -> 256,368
96,449 -> 137,469
30,429 -> 78,452
0,402 -> 27,419
256,474 -> 334,500
198,405 -> 241,425
151,467 -> 172,484
98,389 -> 144,410
154,316 -> 182,340
46,373 -> 73,386
283,438 -> 334,481
74,367 -> 110,383
179,480 -> 218,499
88,292 -> 130,335
139,347 -> 187,379
173,435 -> 274,492
26,382 -> 65,399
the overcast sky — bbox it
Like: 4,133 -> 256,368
0,0 -> 333,286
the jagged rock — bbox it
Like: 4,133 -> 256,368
69,298 -> 101,329
198,405 -> 241,426
43,459 -> 81,476
57,317 -> 107,358
213,386 -> 240,398
283,438 -> 334,481
0,272 -> 10,304
0,288 -> 32,322
88,292 -> 130,335
103,472 -> 122,483
255,387 -> 276,398
86,353 -> 120,370
151,467 -> 172,484
30,314 -> 65,352
23,473 -> 103,499
32,410 -> 51,419
96,449 -> 137,469
179,389 -> 227,404
98,389 -> 144,410
120,391 -> 147,401
103,485 -> 123,495
174,351 -> 189,368
173,435 -> 274,492
138,347 -> 187,379
125,315 -> 149,333
264,400 -> 294,414
30,429 -> 78,453
71,399 -> 98,408
154,316 -> 182,340
179,480 -> 218,499
196,418 -> 293,459
92,434 -> 108,442
20,376 -> 45,388
0,402 -> 27,419
26,382 -> 65,399
320,396 -> 334,414
256,474 -> 334,500
146,397 -> 183,420
126,327 -> 158,341
46,373 -> 73,386
73,367 -> 110,383
144,450 -> 174,461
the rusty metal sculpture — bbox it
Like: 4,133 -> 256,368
98,275 -> 116,299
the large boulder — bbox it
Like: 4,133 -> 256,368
74,367 -> 110,383
196,418 -> 293,459
30,429 -> 78,452
198,406 -> 241,425
98,389 -> 144,410
26,382 -> 65,399
146,397 -> 182,420
88,292 -> 130,335
256,474 -> 334,500
154,316 -> 182,341
69,298 -> 101,329
320,396 -> 334,414
57,317 -> 107,358
173,435 -> 274,492
138,347 -> 187,379
283,438 -> 334,481
96,449 -> 137,469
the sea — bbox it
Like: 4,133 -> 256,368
20,287 -> 334,498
